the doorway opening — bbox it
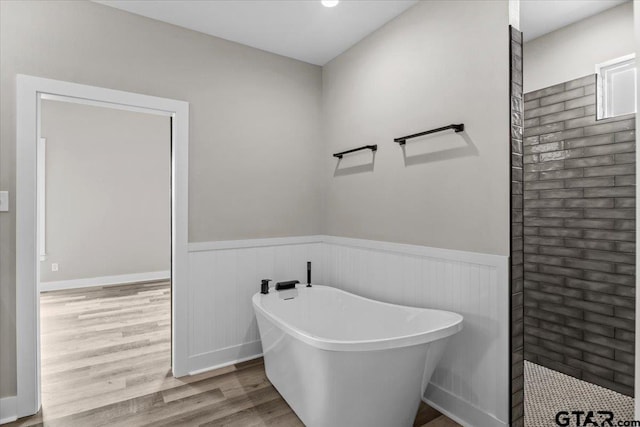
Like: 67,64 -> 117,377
16,76 -> 189,418
37,95 -> 171,419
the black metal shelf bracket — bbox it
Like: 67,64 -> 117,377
333,145 -> 377,159
394,123 -> 464,145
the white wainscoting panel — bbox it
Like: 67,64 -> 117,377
187,236 -> 324,373
321,236 -> 509,427
186,235 -> 509,426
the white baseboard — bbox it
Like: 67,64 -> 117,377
0,396 -> 17,425
188,341 -> 263,375
188,352 -> 263,376
424,383 -> 508,427
39,270 -> 170,292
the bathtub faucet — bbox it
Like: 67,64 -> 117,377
275,280 -> 299,290
261,279 -> 272,294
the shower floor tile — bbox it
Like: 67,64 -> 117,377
525,361 -> 634,426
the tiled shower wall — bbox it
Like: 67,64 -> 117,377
523,74 -> 636,396
509,26 -> 524,427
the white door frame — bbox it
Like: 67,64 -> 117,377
16,75 -> 190,417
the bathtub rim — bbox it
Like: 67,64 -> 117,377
252,285 -> 463,352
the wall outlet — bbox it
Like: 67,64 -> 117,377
51,263 -> 59,272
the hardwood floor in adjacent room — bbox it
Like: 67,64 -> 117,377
7,281 -> 459,427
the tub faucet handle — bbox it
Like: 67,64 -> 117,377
261,279 -> 272,294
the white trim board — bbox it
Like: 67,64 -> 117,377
16,75 -> 189,418
188,341 -> 264,376
0,396 -> 17,425
39,271 -> 170,292
322,235 -> 507,267
424,384 -> 508,427
39,93 -> 175,117
189,234 -> 508,267
37,138 -> 46,262
188,235 -> 324,252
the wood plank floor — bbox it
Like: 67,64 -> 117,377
7,281 -> 460,427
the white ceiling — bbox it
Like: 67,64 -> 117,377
520,0 -> 629,42
94,0 -> 417,65
96,0 -> 631,63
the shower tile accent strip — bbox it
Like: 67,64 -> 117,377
509,25 -> 525,427
523,74 -> 636,396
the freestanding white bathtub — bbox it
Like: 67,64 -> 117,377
252,285 -> 463,427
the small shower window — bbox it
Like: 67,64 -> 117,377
596,54 -> 636,119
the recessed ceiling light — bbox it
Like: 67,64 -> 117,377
321,0 -> 339,8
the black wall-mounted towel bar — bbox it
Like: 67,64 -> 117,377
333,145 -> 377,159
394,124 -> 464,145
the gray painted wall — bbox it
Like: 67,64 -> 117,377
0,0 -> 513,399
321,0 -> 511,256
39,100 -> 170,283
523,2 -> 634,93
0,0 -> 322,398
523,74 -> 636,396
